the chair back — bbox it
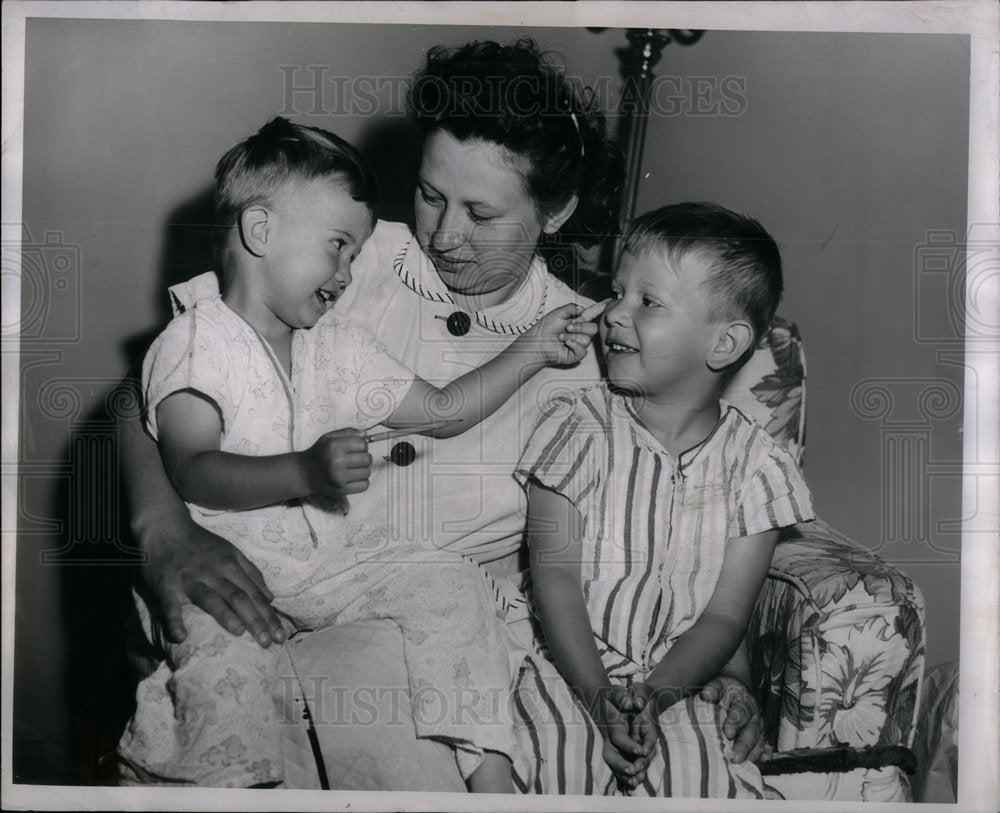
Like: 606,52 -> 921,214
721,316 -> 806,467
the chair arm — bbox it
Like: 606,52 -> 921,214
748,520 -> 925,753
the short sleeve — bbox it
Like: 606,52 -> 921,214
141,311 -> 236,440
733,442 -> 815,538
167,272 -> 220,316
514,392 -> 604,509
308,315 -> 416,429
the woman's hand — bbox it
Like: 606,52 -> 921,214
524,302 -> 601,366
700,675 -> 771,764
139,518 -> 287,648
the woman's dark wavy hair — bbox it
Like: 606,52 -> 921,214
213,116 -> 378,266
407,39 -> 624,251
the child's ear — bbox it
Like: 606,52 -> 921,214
707,320 -> 755,371
239,206 -> 270,257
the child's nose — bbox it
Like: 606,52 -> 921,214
336,257 -> 353,288
604,298 -> 629,325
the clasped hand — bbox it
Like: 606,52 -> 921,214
596,677 -> 768,791
594,684 -> 655,791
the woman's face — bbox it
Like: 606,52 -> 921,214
414,129 -> 564,304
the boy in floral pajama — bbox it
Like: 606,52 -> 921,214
116,117 -> 598,791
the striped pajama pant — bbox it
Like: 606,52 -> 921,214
512,652 -> 767,798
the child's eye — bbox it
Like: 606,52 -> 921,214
610,289 -> 623,300
469,210 -> 495,225
330,239 -> 346,251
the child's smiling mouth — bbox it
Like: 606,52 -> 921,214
315,287 -> 338,308
605,339 -> 638,354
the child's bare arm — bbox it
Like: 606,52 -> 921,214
157,391 -> 370,510
715,636 -> 753,685
643,529 -> 779,714
121,370 -> 286,646
527,482 -> 610,706
385,302 -> 601,438
527,482 -> 647,780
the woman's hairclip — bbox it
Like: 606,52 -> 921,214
569,112 -> 585,158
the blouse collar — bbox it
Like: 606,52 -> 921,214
393,237 -> 548,335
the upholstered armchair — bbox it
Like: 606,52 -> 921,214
729,318 -> 925,802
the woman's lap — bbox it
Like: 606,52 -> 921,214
281,548 -> 519,778
284,618 -> 465,791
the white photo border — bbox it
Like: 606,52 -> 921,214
2,2 -> 997,811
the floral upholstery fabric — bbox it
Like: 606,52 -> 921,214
748,520 -> 925,753
738,319 -> 925,762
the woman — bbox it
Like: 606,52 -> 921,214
122,39 -> 768,794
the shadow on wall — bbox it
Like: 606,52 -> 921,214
123,184 -> 219,367
14,386 -> 144,785
15,185 -> 222,786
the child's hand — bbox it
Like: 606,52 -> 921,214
626,682 -> 659,777
522,302 -> 602,366
593,686 -> 650,789
300,428 -> 372,512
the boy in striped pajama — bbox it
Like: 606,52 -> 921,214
511,203 -> 815,797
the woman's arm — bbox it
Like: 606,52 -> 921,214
643,529 -> 779,714
385,303 -> 599,437
119,372 -> 286,645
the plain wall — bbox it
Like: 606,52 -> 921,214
631,29 -> 967,676
14,19 -> 967,783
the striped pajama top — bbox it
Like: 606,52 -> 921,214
515,383 -> 814,681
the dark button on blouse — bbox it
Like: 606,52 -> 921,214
387,441 -> 417,467
441,311 -> 471,336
